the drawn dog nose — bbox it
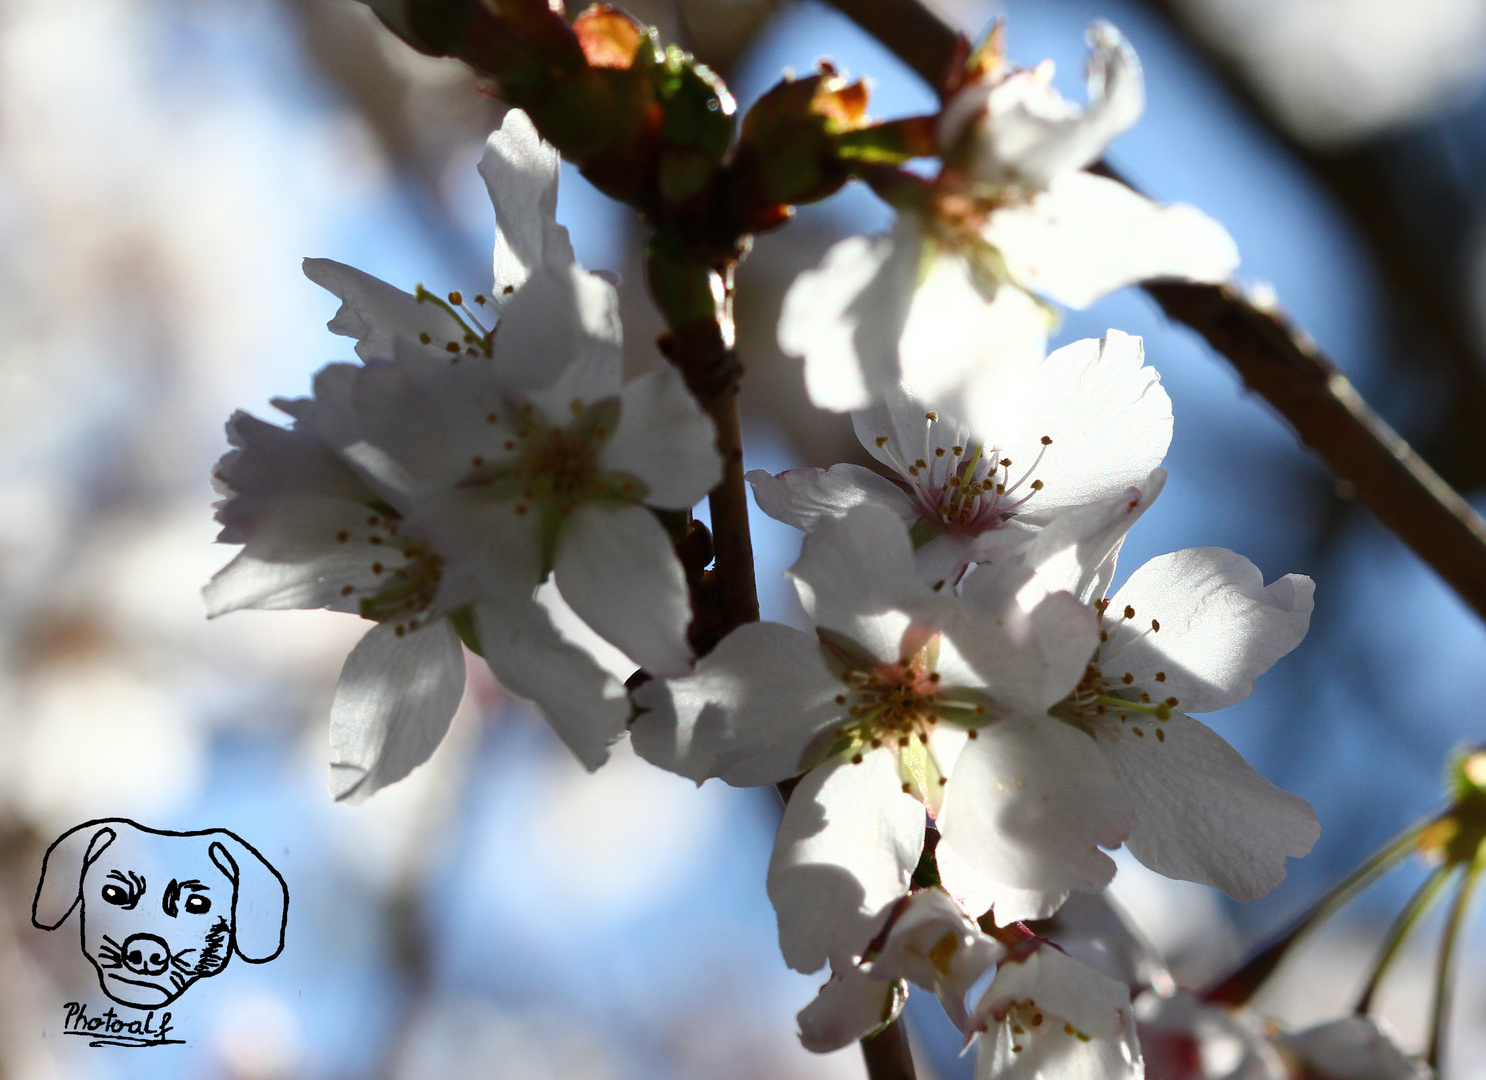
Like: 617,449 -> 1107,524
120,933 -> 171,976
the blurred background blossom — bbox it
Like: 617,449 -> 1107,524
3,0 -> 1486,1076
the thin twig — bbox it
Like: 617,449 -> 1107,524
1428,851 -> 1484,1070
822,0 -> 1486,625
1354,862 -> 1454,1015
861,1012 -> 918,1080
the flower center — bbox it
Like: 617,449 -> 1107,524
873,413 -> 1051,539
336,507 -> 446,639
811,634 -> 992,805
1054,600 -> 1181,740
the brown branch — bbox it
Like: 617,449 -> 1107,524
861,1015 -> 918,1080
823,0 -> 1486,624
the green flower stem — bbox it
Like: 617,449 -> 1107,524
1428,848 -> 1486,1070
1354,862 -> 1455,1015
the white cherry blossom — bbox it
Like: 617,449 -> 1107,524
631,503 -> 1113,972
970,931 -> 1142,1080
797,887 -> 1005,1052
1275,1017 -> 1431,1080
206,109 -> 720,800
778,22 -> 1237,437
749,329 -> 1171,588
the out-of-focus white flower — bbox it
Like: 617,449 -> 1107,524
632,504 -> 1118,973
778,22 -> 1237,439
1275,1016 -> 1431,1080
1175,0 -> 1486,146
206,109 -> 720,801
970,933 -> 1142,1080
1136,988 -> 1287,1080
941,547 -> 1320,921
797,887 -> 1006,1052
749,330 -> 1171,589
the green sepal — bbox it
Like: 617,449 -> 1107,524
836,115 -> 939,165
862,980 -> 909,1040
449,606 -> 484,656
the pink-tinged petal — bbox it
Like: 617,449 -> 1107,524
798,964 -> 901,1053
748,464 -> 915,533
204,496 -> 409,617
1276,1017 -> 1428,1080
898,251 -> 1047,443
780,228 -> 917,413
788,504 -> 947,665
553,503 -> 692,678
1101,548 -> 1314,712
493,263 -> 623,402
211,410 -> 372,543
943,21 -> 1144,187
602,367 -> 720,509
1001,330 -> 1171,517
986,171 -> 1239,310
477,108 -> 576,297
328,618 -> 466,804
1135,988 -> 1286,1080
936,838 -> 1070,924
630,621 -> 843,786
303,257 -> 466,362
1096,711 -> 1319,901
940,718 -> 1130,896
475,599 -> 629,771
768,748 -> 926,973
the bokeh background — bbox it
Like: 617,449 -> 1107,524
3,0 -> 1486,1076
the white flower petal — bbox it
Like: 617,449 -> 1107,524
1101,548 -> 1315,712
898,251 -> 1047,442
303,257 -> 467,362
212,410 -> 373,544
1001,330 -> 1171,515
630,621 -> 843,786
953,582 -> 1100,714
328,618 -> 466,804
986,171 -> 1239,310
1135,987 -> 1286,1080
748,464 -> 916,533
978,943 -> 1135,1041
493,263 -> 624,402
475,598 -> 629,770
943,22 -> 1144,187
975,947 -> 1142,1080
798,965 -> 900,1053
602,367 -> 720,509
553,503 -> 693,677
478,107 -> 576,297
872,887 -> 1004,1031
204,496 -> 402,617
780,229 -> 916,413
941,718 -> 1130,896
768,747 -> 925,973
1097,711 -> 1319,901
788,504 -> 945,665
936,838 -> 1070,924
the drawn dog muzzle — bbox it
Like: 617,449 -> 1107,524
120,934 -> 171,977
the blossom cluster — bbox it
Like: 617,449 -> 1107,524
203,18 -> 1426,1080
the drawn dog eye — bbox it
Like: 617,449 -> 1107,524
101,884 -> 130,906
184,894 -> 211,914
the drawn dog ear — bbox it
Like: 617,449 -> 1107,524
33,820 -> 121,930
208,832 -> 288,963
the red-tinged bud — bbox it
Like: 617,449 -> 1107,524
573,4 -> 648,69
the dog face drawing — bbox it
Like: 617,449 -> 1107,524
32,819 -> 288,1009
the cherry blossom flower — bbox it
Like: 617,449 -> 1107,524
1274,1017 -> 1430,1080
796,887 -> 1006,1052
206,109 -> 720,801
1136,989 -> 1287,1080
631,503 -> 1114,972
969,931 -> 1142,1080
938,547 -> 1321,922
749,329 -> 1171,588
778,22 -> 1237,438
